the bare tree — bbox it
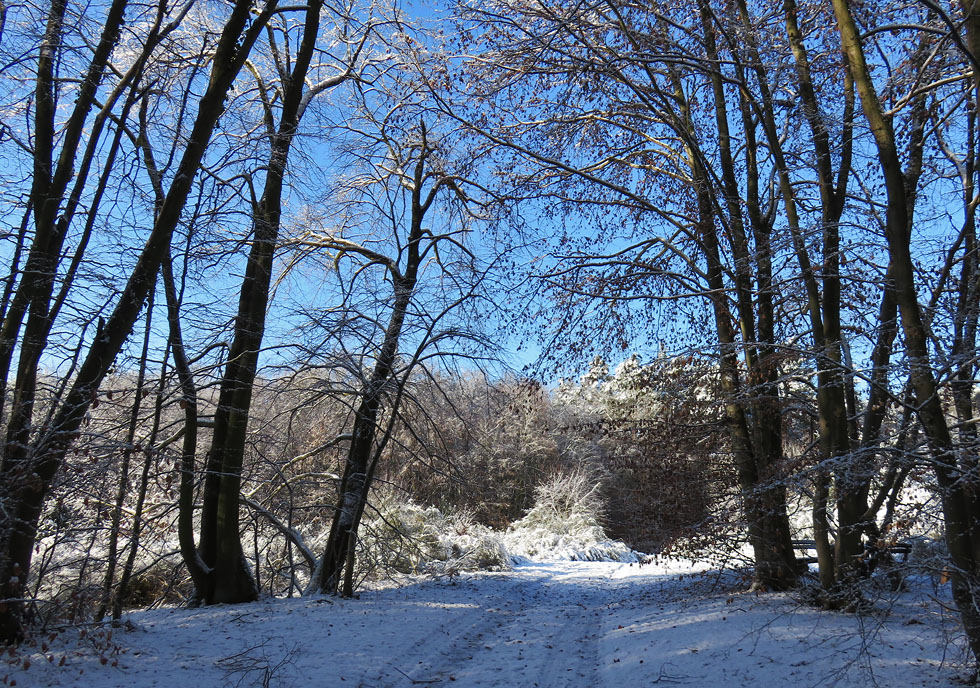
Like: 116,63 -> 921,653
193,0 -> 377,607
442,0 -> 807,589
832,0 -> 980,662
283,80 -> 493,594
438,0 -> 980,611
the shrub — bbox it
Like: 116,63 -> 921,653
358,497 -> 509,577
503,470 -> 640,563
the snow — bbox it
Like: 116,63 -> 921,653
5,559 -> 965,687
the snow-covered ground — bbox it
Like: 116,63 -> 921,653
5,559 -> 965,687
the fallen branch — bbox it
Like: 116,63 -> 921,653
390,664 -> 443,684
241,496 -> 317,570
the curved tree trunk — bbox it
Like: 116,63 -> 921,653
316,134 -> 438,595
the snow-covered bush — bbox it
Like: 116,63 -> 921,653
355,473 -> 644,578
504,471 -> 641,563
554,355 -> 722,552
358,497 -> 509,577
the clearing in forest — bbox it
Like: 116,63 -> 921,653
5,560 -> 961,687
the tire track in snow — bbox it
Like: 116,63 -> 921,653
370,574 -> 521,687
385,564 -> 623,687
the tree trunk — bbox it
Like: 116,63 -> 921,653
316,136 -> 436,595
317,276 -> 418,595
196,0 -> 326,605
97,289 -> 155,621
833,0 -> 980,661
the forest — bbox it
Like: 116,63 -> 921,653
0,0 -> 979,682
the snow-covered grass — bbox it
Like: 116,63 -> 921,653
502,471 -> 641,564
359,498 -> 509,576
5,559 -> 965,688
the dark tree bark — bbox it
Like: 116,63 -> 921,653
693,2 -> 800,589
192,0 -> 371,605
833,0 -> 980,662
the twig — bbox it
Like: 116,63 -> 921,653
390,664 -> 443,684
651,661 -> 692,683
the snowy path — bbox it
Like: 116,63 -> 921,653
384,564 -> 608,687
5,560 -> 964,687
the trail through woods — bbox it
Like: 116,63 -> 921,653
6,561 -> 961,687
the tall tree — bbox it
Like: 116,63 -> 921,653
445,0 -> 803,589
275,65 -> 492,592
310,120 -> 479,595
832,0 -> 980,661
194,0 -> 371,606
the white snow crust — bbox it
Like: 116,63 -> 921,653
5,558 -> 964,687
